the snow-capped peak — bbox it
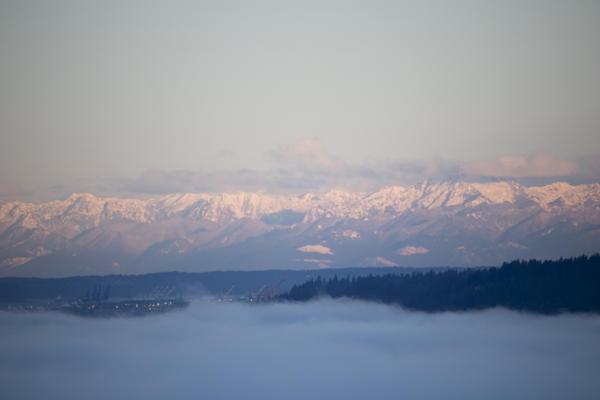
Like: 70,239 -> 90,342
1,180 -> 600,276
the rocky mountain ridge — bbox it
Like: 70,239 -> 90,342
1,181 -> 599,276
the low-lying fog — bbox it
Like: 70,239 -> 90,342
1,300 -> 599,400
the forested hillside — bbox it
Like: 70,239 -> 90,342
281,255 -> 600,313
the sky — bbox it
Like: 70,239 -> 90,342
1,0 -> 599,200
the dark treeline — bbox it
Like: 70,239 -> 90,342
280,255 -> 600,313
0,267 -> 431,303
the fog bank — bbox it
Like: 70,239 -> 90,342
1,301 -> 599,400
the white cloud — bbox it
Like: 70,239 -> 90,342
269,138 -> 347,174
341,230 -> 360,240
22,146 -> 600,201
297,244 -> 334,255
398,246 -> 430,256
375,256 -> 398,267
463,154 -> 579,178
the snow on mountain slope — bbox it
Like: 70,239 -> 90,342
1,181 -> 599,276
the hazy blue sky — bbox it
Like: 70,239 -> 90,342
1,0 -> 599,198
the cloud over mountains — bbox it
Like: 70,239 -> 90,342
27,139 -> 598,202
463,154 -> 580,178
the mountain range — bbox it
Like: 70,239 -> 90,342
1,181 -> 599,277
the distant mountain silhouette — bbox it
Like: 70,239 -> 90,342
1,181 -> 600,277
